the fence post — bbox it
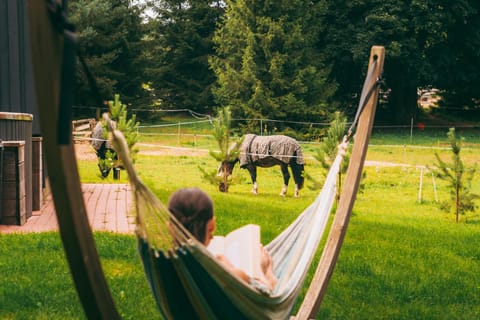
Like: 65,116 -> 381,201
410,117 -> 414,143
418,166 -> 424,203
178,122 -> 181,145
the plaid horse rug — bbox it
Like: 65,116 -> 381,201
238,134 -> 304,167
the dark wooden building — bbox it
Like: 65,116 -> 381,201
1,0 -> 43,224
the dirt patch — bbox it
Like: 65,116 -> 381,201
74,143 -> 98,161
75,142 -> 407,167
139,144 -> 209,157
74,142 -> 209,160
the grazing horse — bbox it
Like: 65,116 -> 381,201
219,134 -> 305,197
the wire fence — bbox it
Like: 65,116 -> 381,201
74,107 -> 480,152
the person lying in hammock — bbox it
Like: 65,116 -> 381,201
168,187 -> 278,292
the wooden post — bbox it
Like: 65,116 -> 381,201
295,46 -> 385,319
27,1 -> 120,319
0,141 -> 26,225
32,136 -> 43,210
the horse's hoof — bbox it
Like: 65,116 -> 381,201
294,192 -> 300,198
279,192 -> 286,197
251,189 -> 258,195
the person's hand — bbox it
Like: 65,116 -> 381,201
260,245 -> 273,274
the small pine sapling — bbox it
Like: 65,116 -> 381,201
309,112 -> 355,195
199,107 -> 243,191
431,128 -> 478,222
96,94 -> 139,179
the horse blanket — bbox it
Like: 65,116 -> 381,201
91,122 -> 113,151
238,134 -> 304,167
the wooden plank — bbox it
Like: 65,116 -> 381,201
113,184 -> 130,233
295,46 -> 385,320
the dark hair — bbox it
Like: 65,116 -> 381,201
167,188 -> 214,244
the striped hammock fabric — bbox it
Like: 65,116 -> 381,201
108,118 -> 347,320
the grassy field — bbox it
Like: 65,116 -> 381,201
1,122 -> 480,319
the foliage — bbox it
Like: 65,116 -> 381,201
144,0 -> 223,113
109,94 -> 140,160
427,1 -> 480,110
310,111 -> 363,196
314,111 -> 350,172
318,0 -> 480,124
97,94 -> 139,177
430,128 -> 478,222
199,107 -> 243,190
210,0 -> 336,131
67,0 -> 480,126
69,0 -> 150,117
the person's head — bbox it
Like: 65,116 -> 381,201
168,188 -> 215,246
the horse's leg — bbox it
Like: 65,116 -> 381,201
290,162 -> 304,198
280,163 -> 290,196
247,164 -> 258,194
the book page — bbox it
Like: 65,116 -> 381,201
207,236 -> 226,256
224,224 -> 261,278
206,224 -> 262,278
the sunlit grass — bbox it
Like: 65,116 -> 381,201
3,126 -> 480,319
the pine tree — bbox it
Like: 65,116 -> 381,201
314,111 -> 349,172
69,0 -> 149,114
210,0 -> 336,132
146,0 -> 223,113
309,111 -> 354,195
431,128 -> 478,222
199,107 -> 243,191
97,94 -> 139,179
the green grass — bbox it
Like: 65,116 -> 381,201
0,233 -> 158,319
2,127 -> 480,319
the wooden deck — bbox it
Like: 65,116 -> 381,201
0,184 -> 135,234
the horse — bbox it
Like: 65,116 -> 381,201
218,134 -> 305,197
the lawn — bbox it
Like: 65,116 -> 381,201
1,124 -> 480,319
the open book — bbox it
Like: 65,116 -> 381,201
207,224 -> 262,278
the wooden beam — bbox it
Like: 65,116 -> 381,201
27,1 -> 120,319
295,46 -> 385,320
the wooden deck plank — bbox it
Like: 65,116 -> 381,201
0,184 -> 135,234
86,183 -> 106,231
113,184 -> 131,234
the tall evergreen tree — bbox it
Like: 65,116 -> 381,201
69,0 -> 150,116
427,1 -> 480,112
146,0 -> 223,114
317,0 -> 480,124
210,0 -> 336,132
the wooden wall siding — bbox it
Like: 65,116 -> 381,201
0,0 -> 40,135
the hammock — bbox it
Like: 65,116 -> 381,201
27,3 -> 384,316
107,50 -> 384,319
108,121 -> 345,319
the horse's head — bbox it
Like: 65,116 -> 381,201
217,158 -> 239,192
